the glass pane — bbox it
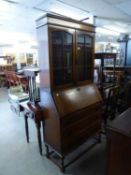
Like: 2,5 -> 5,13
76,33 -> 93,81
77,66 -> 92,81
84,67 -> 92,80
77,46 -> 85,65
64,68 -> 73,84
85,47 -> 93,65
52,31 -> 62,44
63,32 -> 72,44
85,36 -> 92,46
52,31 -> 73,86
77,34 -> 84,44
63,32 -> 73,68
52,45 -> 63,67
76,66 -> 84,81
52,31 -> 63,68
53,69 -> 64,85
85,35 -> 93,65
53,68 -> 73,85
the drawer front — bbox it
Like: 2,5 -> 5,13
61,103 -> 101,127
62,122 -> 101,154
61,104 -> 102,154
62,110 -> 101,136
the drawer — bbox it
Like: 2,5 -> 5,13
61,103 -> 101,127
62,122 -> 101,154
63,116 -> 101,139
62,110 -> 102,135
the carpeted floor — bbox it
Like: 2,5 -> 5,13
0,87 -> 106,175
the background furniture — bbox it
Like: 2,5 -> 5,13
106,107 -> 131,175
0,72 -> 5,87
36,13 -> 102,171
8,85 -> 29,115
117,80 -> 131,113
4,70 -> 28,91
95,53 -> 116,94
103,85 -> 119,131
24,68 -> 40,103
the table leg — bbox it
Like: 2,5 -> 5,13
36,121 -> 42,155
61,156 -> 65,172
42,121 -> 45,142
24,115 -> 29,143
45,144 -> 49,158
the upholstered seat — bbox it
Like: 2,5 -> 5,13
8,85 -> 29,115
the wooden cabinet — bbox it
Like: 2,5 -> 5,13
36,14 -> 102,171
106,107 -> 131,175
50,28 -> 94,87
36,14 -> 95,90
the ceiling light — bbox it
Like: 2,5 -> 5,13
103,25 -> 126,34
0,1 -> 10,11
96,27 -> 120,36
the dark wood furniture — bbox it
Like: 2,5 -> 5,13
19,101 -> 45,155
0,72 -> 5,87
106,107 -> 131,175
16,74 -> 28,92
103,85 -> 119,131
95,53 -> 117,94
36,13 -> 102,171
117,81 -> 131,113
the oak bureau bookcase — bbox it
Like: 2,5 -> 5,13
36,13 -> 102,171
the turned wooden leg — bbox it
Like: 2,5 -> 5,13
36,121 -> 42,155
98,132 -> 101,143
24,115 -> 29,143
42,121 -> 45,143
61,156 -> 65,172
45,145 -> 49,158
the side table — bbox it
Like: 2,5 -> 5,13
19,101 -> 45,155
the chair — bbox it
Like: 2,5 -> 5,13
103,85 -> 120,131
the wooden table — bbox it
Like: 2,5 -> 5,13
19,101 -> 45,155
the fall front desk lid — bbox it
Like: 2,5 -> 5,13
53,84 -> 102,117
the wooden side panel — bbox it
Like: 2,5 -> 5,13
36,25 -> 51,88
106,130 -> 131,175
106,108 -> 131,175
40,88 -> 62,153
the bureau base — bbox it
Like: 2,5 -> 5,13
45,133 -> 101,172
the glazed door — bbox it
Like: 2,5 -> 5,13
50,28 -> 74,88
75,31 -> 94,84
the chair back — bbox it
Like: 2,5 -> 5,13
105,85 -> 120,119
